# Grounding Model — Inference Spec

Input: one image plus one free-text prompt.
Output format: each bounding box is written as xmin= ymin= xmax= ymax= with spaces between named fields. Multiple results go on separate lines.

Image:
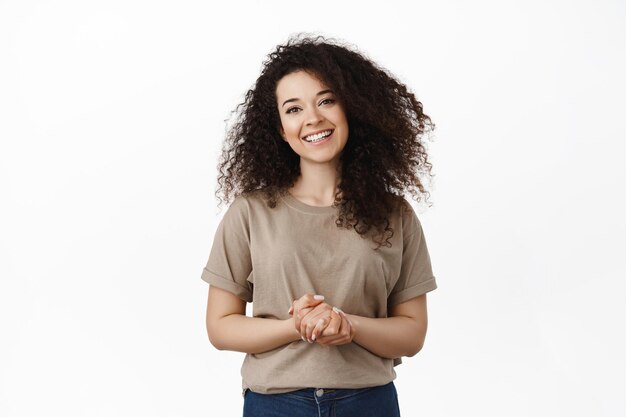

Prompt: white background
xmin=1 ymin=0 xmax=625 ymax=416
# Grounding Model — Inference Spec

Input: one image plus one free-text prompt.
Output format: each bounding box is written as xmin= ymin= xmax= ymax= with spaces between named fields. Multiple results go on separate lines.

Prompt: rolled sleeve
xmin=201 ymin=267 xmax=253 ymax=302
xmin=200 ymin=197 xmax=253 ymax=303
xmin=388 ymin=205 xmax=437 ymax=307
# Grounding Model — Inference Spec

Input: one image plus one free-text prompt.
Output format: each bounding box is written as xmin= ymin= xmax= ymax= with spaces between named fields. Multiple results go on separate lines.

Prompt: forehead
xmin=275 ymin=70 xmax=330 ymax=99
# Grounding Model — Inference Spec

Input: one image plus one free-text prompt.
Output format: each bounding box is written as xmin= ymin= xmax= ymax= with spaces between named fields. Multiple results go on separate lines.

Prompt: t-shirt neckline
xmin=281 ymin=192 xmax=338 ymax=215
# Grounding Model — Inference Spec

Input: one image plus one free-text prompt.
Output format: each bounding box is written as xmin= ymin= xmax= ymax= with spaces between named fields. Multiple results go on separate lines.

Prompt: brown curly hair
xmin=215 ymin=34 xmax=434 ymax=249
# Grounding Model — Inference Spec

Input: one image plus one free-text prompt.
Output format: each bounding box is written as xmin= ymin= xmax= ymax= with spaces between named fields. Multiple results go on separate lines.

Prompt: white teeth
xmin=304 ymin=130 xmax=332 ymax=142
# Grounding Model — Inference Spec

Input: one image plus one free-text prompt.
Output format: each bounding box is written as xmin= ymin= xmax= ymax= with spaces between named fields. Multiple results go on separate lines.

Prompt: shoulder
xmin=396 ymin=195 xmax=422 ymax=236
xmin=225 ymin=189 xmax=265 ymax=207
xmin=224 ymin=189 xmax=277 ymax=217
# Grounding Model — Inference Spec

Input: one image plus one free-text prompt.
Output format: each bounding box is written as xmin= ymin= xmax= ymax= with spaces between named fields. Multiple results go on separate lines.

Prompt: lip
xmin=301 ymin=129 xmax=334 ymax=141
xmin=303 ymin=130 xmax=333 ymax=146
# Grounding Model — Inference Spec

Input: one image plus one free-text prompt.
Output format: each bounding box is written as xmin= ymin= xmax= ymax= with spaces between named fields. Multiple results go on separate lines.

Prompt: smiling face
xmin=275 ymin=70 xmax=349 ymax=169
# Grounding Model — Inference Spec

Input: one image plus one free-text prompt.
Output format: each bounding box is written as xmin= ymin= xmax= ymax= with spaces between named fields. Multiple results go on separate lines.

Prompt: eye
xmin=319 ymin=98 xmax=335 ymax=106
xmin=286 ymin=107 xmax=301 ymax=114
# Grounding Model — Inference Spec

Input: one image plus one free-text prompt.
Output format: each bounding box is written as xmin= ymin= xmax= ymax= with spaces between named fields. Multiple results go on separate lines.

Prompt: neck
xmin=289 ymin=160 xmax=342 ymax=207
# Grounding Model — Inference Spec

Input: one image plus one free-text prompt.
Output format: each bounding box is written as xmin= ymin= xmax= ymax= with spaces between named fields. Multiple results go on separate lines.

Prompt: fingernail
xmin=312 ymin=334 xmax=316 ymax=341
xmin=332 ymin=306 xmax=343 ymax=314
xmin=301 ymin=336 xmax=306 ymax=342
xmin=308 ymin=339 xmax=313 ymax=343
xmin=314 ymin=295 xmax=324 ymax=300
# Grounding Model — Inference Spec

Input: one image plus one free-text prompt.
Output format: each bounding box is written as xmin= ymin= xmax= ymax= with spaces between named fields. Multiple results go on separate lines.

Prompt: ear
xmin=279 ymin=127 xmax=287 ymax=142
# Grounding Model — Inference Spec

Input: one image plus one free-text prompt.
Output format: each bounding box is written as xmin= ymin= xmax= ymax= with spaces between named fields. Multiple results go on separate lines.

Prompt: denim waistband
xmin=276 ymin=382 xmax=393 ymax=403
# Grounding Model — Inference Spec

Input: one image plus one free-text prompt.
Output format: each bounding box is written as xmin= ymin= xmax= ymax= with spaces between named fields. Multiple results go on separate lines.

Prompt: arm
xmin=344 ymin=294 xmax=429 ymax=359
xmin=292 ymin=294 xmax=427 ymax=357
xmin=290 ymin=294 xmax=428 ymax=359
xmin=205 ymin=285 xmax=302 ymax=354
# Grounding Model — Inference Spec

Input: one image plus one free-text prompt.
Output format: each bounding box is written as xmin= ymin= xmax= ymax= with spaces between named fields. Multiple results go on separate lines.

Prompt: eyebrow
xmin=282 ymin=89 xmax=334 ymax=107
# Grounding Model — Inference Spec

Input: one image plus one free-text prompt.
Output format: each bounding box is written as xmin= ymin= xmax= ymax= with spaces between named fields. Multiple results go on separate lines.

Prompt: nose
xmin=304 ymin=106 xmax=324 ymax=125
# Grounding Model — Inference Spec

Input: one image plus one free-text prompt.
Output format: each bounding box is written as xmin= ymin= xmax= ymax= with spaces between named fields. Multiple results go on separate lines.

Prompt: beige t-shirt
xmin=201 ymin=190 xmax=437 ymax=394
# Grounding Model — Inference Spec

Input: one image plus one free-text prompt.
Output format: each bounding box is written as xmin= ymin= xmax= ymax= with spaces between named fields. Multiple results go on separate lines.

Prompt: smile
xmin=302 ymin=129 xmax=333 ymax=143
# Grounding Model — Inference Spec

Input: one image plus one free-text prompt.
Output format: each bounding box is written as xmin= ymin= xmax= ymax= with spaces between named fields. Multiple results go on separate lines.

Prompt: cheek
xmin=330 ymin=108 xmax=348 ymax=127
xmin=281 ymin=120 xmax=301 ymax=139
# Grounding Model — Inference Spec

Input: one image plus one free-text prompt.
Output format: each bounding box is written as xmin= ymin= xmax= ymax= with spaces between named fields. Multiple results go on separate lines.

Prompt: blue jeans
xmin=243 ymin=381 xmax=401 ymax=417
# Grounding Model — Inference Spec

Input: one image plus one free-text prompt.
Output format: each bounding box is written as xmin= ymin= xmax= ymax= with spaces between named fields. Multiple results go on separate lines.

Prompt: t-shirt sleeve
xmin=388 ymin=203 xmax=437 ymax=307
xmin=200 ymin=197 xmax=253 ymax=302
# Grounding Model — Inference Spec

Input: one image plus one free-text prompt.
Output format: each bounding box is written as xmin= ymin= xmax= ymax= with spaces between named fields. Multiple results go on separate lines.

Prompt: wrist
xmin=344 ymin=313 xmax=358 ymax=336
xmin=285 ymin=317 xmax=301 ymax=341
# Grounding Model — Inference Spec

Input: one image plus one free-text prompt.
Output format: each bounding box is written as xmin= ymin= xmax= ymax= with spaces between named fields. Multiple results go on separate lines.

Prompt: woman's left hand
xmin=288 ymin=294 xmax=331 ymax=338
xmin=315 ymin=308 xmax=355 ymax=346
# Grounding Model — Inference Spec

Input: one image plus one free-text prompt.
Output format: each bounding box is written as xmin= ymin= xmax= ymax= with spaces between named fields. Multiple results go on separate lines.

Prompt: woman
xmin=202 ymin=34 xmax=437 ymax=417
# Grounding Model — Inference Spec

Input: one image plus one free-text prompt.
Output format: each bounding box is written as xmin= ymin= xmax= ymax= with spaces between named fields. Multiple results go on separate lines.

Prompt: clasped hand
xmin=288 ymin=294 xmax=355 ymax=346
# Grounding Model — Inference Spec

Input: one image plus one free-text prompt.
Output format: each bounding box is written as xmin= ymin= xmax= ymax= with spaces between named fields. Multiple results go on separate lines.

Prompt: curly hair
xmin=215 ymin=34 xmax=434 ymax=249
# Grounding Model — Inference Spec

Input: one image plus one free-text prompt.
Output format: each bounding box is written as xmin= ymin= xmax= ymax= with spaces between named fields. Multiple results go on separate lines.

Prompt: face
xmin=275 ymin=70 xmax=349 ymax=168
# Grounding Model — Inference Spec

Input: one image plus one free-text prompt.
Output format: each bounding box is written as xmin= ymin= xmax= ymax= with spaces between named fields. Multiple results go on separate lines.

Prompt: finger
xmin=334 ymin=309 xmax=353 ymax=328
xmin=296 ymin=305 xmax=316 ymax=321
xmin=305 ymin=302 xmax=332 ymax=319
xmin=302 ymin=310 xmax=328 ymax=342
xmin=320 ymin=309 xmax=341 ymax=337
xmin=318 ymin=311 xmax=346 ymax=344
xmin=317 ymin=320 xmax=352 ymax=346
xmin=295 ymin=306 xmax=314 ymax=330
xmin=299 ymin=314 xmax=312 ymax=342
xmin=304 ymin=319 xmax=319 ymax=343
xmin=294 ymin=294 xmax=325 ymax=312
xmin=301 ymin=311 xmax=322 ymax=341
xmin=311 ymin=316 xmax=330 ymax=341
xmin=338 ymin=311 xmax=355 ymax=337
xmin=298 ymin=302 xmax=332 ymax=341
xmin=294 ymin=295 xmax=325 ymax=322
xmin=317 ymin=320 xmax=345 ymax=345
xmin=296 ymin=301 xmax=330 ymax=331
xmin=318 ymin=313 xmax=352 ymax=346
